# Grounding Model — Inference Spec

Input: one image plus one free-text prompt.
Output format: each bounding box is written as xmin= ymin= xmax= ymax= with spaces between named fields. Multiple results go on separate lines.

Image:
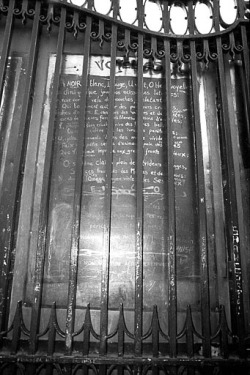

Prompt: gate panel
xmin=0 ymin=0 xmax=249 ymax=373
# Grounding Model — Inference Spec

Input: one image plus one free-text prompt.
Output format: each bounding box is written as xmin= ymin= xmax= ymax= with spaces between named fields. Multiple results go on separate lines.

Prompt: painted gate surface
xmin=0 ymin=0 xmax=249 ymax=374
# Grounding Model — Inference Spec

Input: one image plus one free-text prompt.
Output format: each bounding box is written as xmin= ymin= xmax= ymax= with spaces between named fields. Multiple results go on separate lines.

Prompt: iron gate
xmin=0 ymin=0 xmax=250 ymax=374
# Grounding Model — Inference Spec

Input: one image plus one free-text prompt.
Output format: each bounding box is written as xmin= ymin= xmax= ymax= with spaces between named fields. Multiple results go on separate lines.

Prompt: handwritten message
xmin=43 ymin=57 xmax=199 ymax=309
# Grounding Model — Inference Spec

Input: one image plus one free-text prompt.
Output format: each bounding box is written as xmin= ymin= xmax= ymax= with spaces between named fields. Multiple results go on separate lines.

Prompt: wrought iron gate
xmin=0 ymin=0 xmax=249 ymax=374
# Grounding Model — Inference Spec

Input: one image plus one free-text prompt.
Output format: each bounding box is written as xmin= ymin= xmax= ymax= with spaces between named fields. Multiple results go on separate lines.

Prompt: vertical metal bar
xmin=238 ymin=0 xmax=250 ymax=141
xmin=11 ymin=301 xmax=22 ymax=354
xmin=82 ymin=304 xmax=91 ymax=356
xmin=0 ymin=1 xmax=41 ymax=331
xmin=186 ymin=306 xmax=195 ymax=358
xmin=226 ymin=58 xmax=250 ymax=349
xmin=65 ymin=15 xmax=92 ymax=355
xmin=134 ymin=0 xmax=144 ymax=358
xmin=0 ymin=0 xmax=14 ymax=102
xmin=29 ymin=6 xmax=66 ymax=354
xmin=239 ymin=64 xmax=250 ymax=142
xmin=240 ymin=25 xmax=250 ymax=93
xmin=238 ymin=0 xmax=250 ymax=84
xmin=0 ymin=1 xmax=15 ymax=326
xmin=117 ymin=305 xmax=125 ymax=357
xmin=213 ymin=0 xmax=245 ymax=356
xmin=163 ymin=1 xmax=177 ymax=358
xmin=99 ymin=1 xmax=119 ymax=356
xmin=188 ymin=1 xmax=211 ymax=358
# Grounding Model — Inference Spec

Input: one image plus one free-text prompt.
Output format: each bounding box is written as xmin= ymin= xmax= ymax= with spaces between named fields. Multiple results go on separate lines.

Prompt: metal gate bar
xmin=239 ymin=18 xmax=250 ymax=146
xmin=0 ymin=0 xmax=41 ymax=332
xmin=0 ymin=0 xmax=15 ymax=332
xmin=134 ymin=0 xmax=144 ymax=359
xmin=99 ymin=1 xmax=119 ymax=358
xmin=65 ymin=13 xmax=92 ymax=356
xmin=162 ymin=0 xmax=177 ymax=359
xmin=188 ymin=0 xmax=211 ymax=358
xmin=238 ymin=0 xmax=250 ymax=120
xmin=29 ymin=5 xmax=67 ymax=354
xmin=0 ymin=0 xmax=14 ymax=101
xmin=213 ymin=0 xmax=246 ymax=357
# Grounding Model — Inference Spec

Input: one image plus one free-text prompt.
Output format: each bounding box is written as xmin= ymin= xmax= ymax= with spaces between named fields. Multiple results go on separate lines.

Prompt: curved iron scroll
xmin=48 ymin=0 xmax=249 ymax=38
xmin=37 ymin=0 xmax=249 ymax=67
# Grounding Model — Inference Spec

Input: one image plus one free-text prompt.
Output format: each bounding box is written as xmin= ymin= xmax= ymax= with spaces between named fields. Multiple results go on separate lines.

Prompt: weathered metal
xmin=0 ymin=0 xmax=249 ymax=374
